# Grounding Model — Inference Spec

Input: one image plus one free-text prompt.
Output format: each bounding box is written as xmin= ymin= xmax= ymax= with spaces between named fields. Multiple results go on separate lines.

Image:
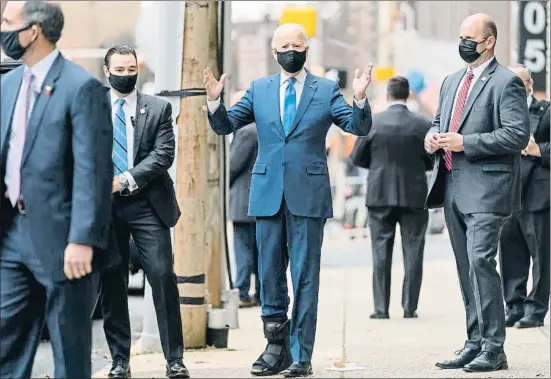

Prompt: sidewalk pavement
xmin=93 ymin=258 xmax=550 ymax=378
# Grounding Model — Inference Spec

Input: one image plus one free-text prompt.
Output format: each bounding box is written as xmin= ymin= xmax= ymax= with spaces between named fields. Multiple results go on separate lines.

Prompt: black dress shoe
xmin=108 ymin=360 xmax=131 ymax=379
xmin=505 ymin=312 xmax=523 ymax=327
xmin=166 ymin=359 xmax=190 ymax=378
xmin=515 ymin=317 xmax=544 ymax=329
xmin=282 ymin=362 xmax=313 ymax=377
xmin=369 ymin=312 xmax=389 ymax=319
xmin=463 ymin=351 xmax=508 ymax=372
xmin=404 ymin=311 xmax=418 ymax=319
xmin=435 ymin=347 xmax=480 ymax=369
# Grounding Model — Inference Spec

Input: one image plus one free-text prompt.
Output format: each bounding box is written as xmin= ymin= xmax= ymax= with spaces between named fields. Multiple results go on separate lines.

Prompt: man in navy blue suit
xmin=0 ymin=1 xmax=114 ymax=378
xmin=204 ymin=23 xmax=374 ymax=377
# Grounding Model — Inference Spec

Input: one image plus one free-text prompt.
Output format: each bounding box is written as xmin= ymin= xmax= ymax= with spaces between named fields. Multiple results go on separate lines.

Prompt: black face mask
xmin=276 ymin=49 xmax=307 ymax=74
xmin=109 ymin=73 xmax=138 ymax=94
xmin=458 ymin=38 xmax=487 ymax=64
xmin=0 ymin=24 xmax=36 ymax=61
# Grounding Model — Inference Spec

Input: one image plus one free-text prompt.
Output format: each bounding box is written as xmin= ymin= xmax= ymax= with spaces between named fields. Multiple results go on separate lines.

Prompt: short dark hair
xmin=104 ymin=45 xmax=137 ymax=68
xmin=22 ymin=1 xmax=64 ymax=44
xmin=483 ymin=19 xmax=498 ymax=40
xmin=387 ymin=76 xmax=409 ymax=101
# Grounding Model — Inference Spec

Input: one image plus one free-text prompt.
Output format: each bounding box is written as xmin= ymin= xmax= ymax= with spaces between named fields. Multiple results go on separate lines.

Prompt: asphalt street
xmin=30 ymin=225 xmax=450 ymax=378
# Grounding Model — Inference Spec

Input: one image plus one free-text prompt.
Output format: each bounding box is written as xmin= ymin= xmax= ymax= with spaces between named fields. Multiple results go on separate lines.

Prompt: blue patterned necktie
xmin=283 ymin=77 xmax=297 ymax=135
xmin=113 ymin=98 xmax=128 ymax=175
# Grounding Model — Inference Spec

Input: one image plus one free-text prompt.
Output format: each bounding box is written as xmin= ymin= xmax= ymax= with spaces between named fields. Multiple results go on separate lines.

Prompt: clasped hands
xmin=425 ymin=132 xmax=464 ymax=154
xmin=521 ymin=135 xmax=541 ymax=157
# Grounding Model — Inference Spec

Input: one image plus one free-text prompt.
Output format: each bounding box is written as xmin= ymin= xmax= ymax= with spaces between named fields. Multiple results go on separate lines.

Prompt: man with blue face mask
xmin=204 ymin=23 xmax=374 ymax=377
xmin=424 ymin=13 xmax=530 ymax=373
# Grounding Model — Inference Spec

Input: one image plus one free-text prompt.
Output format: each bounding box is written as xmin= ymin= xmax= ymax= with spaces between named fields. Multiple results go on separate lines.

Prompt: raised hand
xmin=203 ymin=67 xmax=227 ymax=101
xmin=352 ymin=63 xmax=374 ymax=101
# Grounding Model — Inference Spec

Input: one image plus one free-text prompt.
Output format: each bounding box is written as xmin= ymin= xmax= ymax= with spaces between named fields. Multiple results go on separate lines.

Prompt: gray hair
xmin=508 ymin=63 xmax=532 ymax=78
xmin=271 ymin=23 xmax=309 ymax=49
xmin=22 ymin=1 xmax=64 ymax=45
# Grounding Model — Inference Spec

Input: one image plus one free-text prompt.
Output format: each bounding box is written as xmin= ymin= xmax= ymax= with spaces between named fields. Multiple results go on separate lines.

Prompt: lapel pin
xmin=44 ymin=85 xmax=54 ymax=96
xmin=309 ymin=84 xmax=315 ymax=88
xmin=481 ymin=76 xmax=487 ymax=82
xmin=140 ymin=108 xmax=146 ymax=114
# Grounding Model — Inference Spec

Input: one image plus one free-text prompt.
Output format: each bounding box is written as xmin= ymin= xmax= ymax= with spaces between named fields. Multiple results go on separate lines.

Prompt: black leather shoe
xmin=369 ymin=312 xmax=389 ymax=319
xmin=404 ymin=311 xmax=418 ymax=319
xmin=505 ymin=312 xmax=523 ymax=327
xmin=108 ymin=360 xmax=131 ymax=378
xmin=515 ymin=317 xmax=544 ymax=329
xmin=463 ymin=351 xmax=508 ymax=372
xmin=251 ymin=317 xmax=293 ymax=376
xmin=166 ymin=359 xmax=190 ymax=378
xmin=282 ymin=362 xmax=313 ymax=377
xmin=435 ymin=347 xmax=480 ymax=369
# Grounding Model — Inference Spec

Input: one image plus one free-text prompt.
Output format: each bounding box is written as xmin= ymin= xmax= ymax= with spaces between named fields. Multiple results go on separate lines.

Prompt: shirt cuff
xmin=122 ymin=171 xmax=139 ymax=193
xmin=353 ymin=96 xmax=366 ymax=109
xmin=207 ymin=97 xmax=221 ymax=113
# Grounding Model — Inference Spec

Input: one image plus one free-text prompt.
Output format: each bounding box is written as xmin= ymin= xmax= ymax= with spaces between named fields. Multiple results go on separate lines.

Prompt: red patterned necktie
xmin=444 ymin=70 xmax=474 ymax=171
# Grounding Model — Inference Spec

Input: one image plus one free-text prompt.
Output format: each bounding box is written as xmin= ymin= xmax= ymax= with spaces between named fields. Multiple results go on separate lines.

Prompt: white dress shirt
xmin=527 ymin=95 xmax=533 ymax=108
xmin=207 ymin=68 xmax=366 ymax=118
xmin=4 ymin=49 xmax=60 ymax=201
xmin=451 ymin=57 xmax=495 ymax=117
xmin=110 ymin=89 xmax=139 ymax=192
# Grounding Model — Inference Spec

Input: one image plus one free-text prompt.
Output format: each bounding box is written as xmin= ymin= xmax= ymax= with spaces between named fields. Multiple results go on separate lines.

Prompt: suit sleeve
xmin=330 ymin=83 xmax=372 ymax=136
xmin=128 ymin=101 xmax=175 ymax=188
xmin=349 ymin=134 xmax=371 ymax=169
xmin=420 ymin=117 xmax=435 ymax=170
xmin=208 ymin=85 xmax=255 ymax=135
xmin=68 ymin=78 xmax=113 ymax=249
xmin=462 ymin=75 xmax=530 ymax=157
xmin=537 ymin=106 xmax=550 ymax=168
xmin=429 ymin=77 xmax=448 ymax=135
xmin=229 ymin=127 xmax=257 ymax=186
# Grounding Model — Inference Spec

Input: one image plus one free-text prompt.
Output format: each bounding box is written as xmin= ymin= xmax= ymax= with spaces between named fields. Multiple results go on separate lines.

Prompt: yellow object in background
xmin=374 ymin=67 xmax=395 ymax=82
xmin=280 ymin=7 xmax=317 ymax=38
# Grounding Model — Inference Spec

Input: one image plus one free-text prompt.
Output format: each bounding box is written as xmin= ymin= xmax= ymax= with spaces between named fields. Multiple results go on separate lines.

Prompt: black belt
xmin=15 ymin=198 xmax=26 ymax=214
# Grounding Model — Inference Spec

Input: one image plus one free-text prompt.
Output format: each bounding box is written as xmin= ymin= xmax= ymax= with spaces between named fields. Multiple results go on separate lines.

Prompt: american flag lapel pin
xmin=44 ymin=85 xmax=54 ymax=96
xmin=140 ymin=107 xmax=146 ymax=114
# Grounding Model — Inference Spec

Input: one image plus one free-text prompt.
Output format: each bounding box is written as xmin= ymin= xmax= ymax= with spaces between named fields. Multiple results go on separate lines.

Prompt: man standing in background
xmin=0 ymin=1 xmax=114 ymax=378
xmin=499 ymin=64 xmax=550 ymax=329
xmin=229 ymin=119 xmax=261 ymax=308
xmin=351 ymin=76 xmax=433 ymax=320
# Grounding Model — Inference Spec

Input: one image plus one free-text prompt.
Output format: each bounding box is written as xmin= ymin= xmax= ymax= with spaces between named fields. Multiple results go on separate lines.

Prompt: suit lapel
xmin=133 ymin=92 xmax=148 ymax=161
xmin=1 ymin=69 xmax=23 ymax=155
xmin=268 ymin=74 xmax=285 ymax=139
xmin=456 ymin=59 xmax=498 ymax=133
xmin=22 ymin=54 xmax=64 ymax=167
xmin=442 ymin=70 xmax=465 ymax=133
xmin=288 ymin=74 xmax=318 ymax=137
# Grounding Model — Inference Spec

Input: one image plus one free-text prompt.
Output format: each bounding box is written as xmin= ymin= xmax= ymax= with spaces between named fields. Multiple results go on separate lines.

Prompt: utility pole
xmin=174 ymin=0 xmax=211 ymax=348
xmin=205 ymin=1 xmax=223 ymax=309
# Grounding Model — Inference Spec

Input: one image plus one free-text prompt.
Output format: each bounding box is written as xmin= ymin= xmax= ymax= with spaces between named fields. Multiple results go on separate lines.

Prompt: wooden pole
xmin=205 ymin=1 xmax=222 ymax=309
xmin=174 ymin=0 xmax=210 ymax=349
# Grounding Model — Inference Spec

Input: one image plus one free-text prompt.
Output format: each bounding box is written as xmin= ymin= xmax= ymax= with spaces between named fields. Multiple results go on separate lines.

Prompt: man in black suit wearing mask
xmin=99 ymin=45 xmax=189 ymax=379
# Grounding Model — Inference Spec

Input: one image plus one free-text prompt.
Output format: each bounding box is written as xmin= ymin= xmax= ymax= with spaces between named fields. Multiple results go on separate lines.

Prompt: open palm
xmin=203 ymin=67 xmax=227 ymax=101
xmin=352 ymin=63 xmax=374 ymax=100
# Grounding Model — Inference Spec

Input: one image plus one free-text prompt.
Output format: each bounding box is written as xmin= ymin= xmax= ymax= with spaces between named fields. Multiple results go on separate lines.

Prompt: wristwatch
xmin=118 ymin=174 xmax=129 ymax=188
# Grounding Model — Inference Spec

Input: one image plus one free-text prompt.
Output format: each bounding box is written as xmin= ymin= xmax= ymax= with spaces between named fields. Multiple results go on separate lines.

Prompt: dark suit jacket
xmin=229 ymin=123 xmax=258 ymax=223
xmin=350 ymin=104 xmax=433 ymax=208
xmin=208 ymin=72 xmax=372 ymax=219
xmin=521 ymin=97 xmax=550 ymax=212
xmin=425 ymin=58 xmax=530 ymax=215
xmin=0 ymin=54 xmax=115 ymax=282
xmin=113 ymin=89 xmax=181 ymax=228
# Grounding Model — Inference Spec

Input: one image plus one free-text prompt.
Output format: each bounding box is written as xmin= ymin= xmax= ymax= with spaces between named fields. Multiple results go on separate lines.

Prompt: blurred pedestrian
xmin=0 ymin=1 xmax=114 ymax=378
xmin=424 ymin=13 xmax=529 ymax=372
xmin=350 ymin=76 xmax=433 ymax=320
xmin=229 ymin=121 xmax=261 ymax=308
xmin=499 ymin=64 xmax=550 ymax=329
xmin=98 ymin=45 xmax=189 ymax=379
xmin=204 ymin=23 xmax=374 ymax=378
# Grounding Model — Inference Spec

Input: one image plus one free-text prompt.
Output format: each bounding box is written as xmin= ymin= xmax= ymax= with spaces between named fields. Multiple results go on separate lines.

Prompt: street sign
xmin=518 ymin=1 xmax=548 ymax=93
xmin=280 ymin=7 xmax=317 ymax=38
